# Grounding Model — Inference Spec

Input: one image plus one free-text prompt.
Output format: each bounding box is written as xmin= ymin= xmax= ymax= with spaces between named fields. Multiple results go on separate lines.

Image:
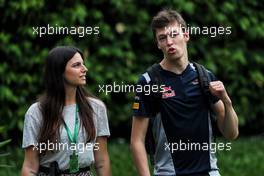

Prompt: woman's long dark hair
xmin=38 ymin=46 xmax=95 ymax=150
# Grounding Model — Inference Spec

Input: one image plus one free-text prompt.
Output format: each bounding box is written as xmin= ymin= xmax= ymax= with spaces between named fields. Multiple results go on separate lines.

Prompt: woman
xmin=21 ymin=46 xmax=111 ymax=176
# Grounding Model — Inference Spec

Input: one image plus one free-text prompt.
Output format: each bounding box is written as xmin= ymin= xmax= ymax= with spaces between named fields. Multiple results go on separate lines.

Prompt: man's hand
xmin=210 ymin=81 xmax=239 ymax=140
xmin=209 ymin=81 xmax=231 ymax=104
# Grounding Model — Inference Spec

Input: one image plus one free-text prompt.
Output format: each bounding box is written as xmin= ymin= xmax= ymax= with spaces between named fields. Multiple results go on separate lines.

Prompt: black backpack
xmin=145 ymin=62 xmax=217 ymax=164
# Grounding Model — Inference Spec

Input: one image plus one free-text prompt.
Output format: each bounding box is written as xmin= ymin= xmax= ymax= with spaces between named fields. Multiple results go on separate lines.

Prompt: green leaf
xmin=0 ymin=139 xmax=11 ymax=148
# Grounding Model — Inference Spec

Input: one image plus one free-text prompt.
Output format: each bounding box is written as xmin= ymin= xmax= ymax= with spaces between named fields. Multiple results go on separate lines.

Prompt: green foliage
xmin=0 ymin=126 xmax=12 ymax=169
xmin=0 ymin=139 xmax=11 ymax=148
xmin=107 ymin=140 xmax=137 ymax=176
xmin=0 ymin=139 xmax=13 ymax=170
xmin=218 ymin=136 xmax=264 ymax=175
xmin=0 ymin=0 xmax=263 ymax=141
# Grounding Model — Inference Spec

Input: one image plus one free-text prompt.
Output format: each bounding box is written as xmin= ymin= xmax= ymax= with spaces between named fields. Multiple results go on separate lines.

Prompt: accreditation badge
xmin=69 ymin=150 xmax=79 ymax=173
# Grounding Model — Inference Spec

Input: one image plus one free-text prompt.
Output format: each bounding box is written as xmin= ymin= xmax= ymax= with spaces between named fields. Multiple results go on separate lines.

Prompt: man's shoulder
xmin=190 ymin=62 xmax=217 ymax=79
xmin=136 ymin=72 xmax=151 ymax=85
xmin=137 ymin=64 xmax=162 ymax=84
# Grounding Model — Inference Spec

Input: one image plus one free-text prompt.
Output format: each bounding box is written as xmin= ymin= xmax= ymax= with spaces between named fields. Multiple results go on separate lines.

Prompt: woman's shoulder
xmin=24 ymin=102 xmax=42 ymax=123
xmin=88 ymin=97 xmax=106 ymax=110
xmin=25 ymin=102 xmax=42 ymax=116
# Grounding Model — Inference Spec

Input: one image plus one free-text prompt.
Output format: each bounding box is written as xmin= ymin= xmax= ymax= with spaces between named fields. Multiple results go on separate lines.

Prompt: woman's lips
xmin=80 ymin=75 xmax=86 ymax=80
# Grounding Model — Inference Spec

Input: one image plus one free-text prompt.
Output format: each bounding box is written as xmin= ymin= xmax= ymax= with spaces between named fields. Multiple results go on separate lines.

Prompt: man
xmin=130 ymin=9 xmax=239 ymax=176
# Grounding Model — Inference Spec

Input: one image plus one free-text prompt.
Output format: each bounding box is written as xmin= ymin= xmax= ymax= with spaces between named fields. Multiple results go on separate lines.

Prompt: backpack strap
xmin=192 ymin=62 xmax=219 ymax=137
xmin=146 ymin=63 xmax=163 ymax=99
xmin=146 ymin=63 xmax=161 ymax=80
xmin=144 ymin=63 xmax=163 ymax=164
xmin=192 ymin=62 xmax=211 ymax=98
xmin=146 ymin=63 xmax=163 ymax=113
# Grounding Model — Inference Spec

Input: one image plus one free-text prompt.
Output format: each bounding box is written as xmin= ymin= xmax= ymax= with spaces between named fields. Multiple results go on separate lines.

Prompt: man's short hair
xmin=151 ymin=8 xmax=187 ymax=39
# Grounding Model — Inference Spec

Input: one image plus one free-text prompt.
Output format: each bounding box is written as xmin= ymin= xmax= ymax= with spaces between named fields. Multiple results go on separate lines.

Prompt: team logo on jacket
xmin=162 ymin=86 xmax=176 ymax=99
xmin=191 ymin=78 xmax=199 ymax=85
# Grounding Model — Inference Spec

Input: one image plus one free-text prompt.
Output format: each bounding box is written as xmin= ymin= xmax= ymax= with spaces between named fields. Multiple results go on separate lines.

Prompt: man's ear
xmin=157 ymin=44 xmax=161 ymax=49
xmin=183 ymin=32 xmax=190 ymax=42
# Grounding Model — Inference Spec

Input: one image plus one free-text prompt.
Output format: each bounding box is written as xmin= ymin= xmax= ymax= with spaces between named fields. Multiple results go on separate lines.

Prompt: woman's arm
xmin=94 ymin=136 xmax=111 ymax=176
xmin=21 ymin=146 xmax=39 ymax=176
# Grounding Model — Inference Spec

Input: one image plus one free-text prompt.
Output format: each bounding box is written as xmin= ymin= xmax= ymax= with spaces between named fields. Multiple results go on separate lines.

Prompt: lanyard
xmin=63 ymin=105 xmax=79 ymax=144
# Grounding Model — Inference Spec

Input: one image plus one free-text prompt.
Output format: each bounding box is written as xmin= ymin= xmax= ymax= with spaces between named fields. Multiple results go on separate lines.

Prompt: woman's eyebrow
xmin=71 ymin=61 xmax=83 ymax=66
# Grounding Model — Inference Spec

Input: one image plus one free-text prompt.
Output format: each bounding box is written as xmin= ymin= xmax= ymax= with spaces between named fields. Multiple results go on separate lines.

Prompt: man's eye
xmin=170 ymin=31 xmax=179 ymax=38
xmin=159 ymin=36 xmax=166 ymax=41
